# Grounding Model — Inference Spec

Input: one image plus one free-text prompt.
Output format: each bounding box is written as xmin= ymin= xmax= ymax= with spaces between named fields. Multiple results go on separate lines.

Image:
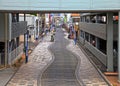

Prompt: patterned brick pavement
xmin=6 ymin=29 xmax=109 ymax=86
xmin=7 ymin=34 xmax=53 ymax=86
xmin=64 ymin=30 xmax=109 ymax=86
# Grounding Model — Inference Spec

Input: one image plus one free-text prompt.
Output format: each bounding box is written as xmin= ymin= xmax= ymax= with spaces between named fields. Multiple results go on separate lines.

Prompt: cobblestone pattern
xmin=7 ymin=34 xmax=53 ymax=86
xmin=64 ymin=30 xmax=108 ymax=86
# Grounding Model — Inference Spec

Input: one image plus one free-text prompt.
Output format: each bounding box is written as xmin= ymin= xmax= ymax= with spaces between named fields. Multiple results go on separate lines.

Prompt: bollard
xmin=51 ymin=35 xmax=54 ymax=42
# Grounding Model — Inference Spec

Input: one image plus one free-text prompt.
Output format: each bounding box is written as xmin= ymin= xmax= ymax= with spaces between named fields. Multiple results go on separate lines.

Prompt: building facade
xmin=0 ymin=13 xmax=27 ymax=66
xmin=79 ymin=13 xmax=118 ymax=72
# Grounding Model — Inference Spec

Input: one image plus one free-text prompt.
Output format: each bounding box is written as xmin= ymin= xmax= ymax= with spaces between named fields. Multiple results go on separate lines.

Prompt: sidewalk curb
xmin=5 ymin=66 xmax=20 ymax=86
xmin=65 ymin=35 xmax=84 ymax=86
xmin=37 ymin=41 xmax=55 ymax=86
xmin=77 ymin=42 xmax=112 ymax=86
xmin=67 ymin=48 xmax=85 ymax=86
xmin=74 ymin=51 xmax=85 ymax=86
xmin=5 ymin=37 xmax=42 ymax=86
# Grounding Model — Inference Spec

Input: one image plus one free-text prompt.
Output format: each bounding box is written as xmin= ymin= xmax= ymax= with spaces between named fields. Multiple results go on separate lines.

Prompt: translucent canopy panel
xmin=0 ymin=0 xmax=120 ymax=12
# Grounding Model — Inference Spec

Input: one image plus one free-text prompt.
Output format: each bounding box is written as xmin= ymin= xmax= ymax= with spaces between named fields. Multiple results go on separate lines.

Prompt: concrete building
xmin=0 ymin=13 xmax=27 ymax=66
xmin=71 ymin=13 xmax=80 ymax=24
xmin=79 ymin=13 xmax=118 ymax=72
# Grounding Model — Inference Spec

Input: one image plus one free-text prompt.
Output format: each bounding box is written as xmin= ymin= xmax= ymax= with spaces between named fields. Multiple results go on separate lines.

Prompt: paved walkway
xmin=65 ymin=33 xmax=108 ymax=86
xmin=7 ymin=33 xmax=53 ymax=86
xmin=6 ymin=28 xmax=109 ymax=86
xmin=61 ymin=28 xmax=108 ymax=86
xmin=0 ymin=68 xmax=16 ymax=86
xmin=41 ymin=28 xmax=80 ymax=86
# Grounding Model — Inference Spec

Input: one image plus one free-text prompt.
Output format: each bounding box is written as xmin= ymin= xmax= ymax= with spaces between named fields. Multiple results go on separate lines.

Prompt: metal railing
xmin=8 ymin=44 xmax=24 ymax=64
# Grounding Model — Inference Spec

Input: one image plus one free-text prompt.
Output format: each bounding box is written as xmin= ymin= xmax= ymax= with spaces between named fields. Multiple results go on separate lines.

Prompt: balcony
xmin=80 ymin=22 xmax=106 ymax=40
xmin=80 ymin=22 xmax=118 ymax=40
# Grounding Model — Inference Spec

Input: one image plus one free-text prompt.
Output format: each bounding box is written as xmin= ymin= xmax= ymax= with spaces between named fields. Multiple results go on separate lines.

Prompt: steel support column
xmin=5 ymin=13 xmax=8 ymax=66
xmin=118 ymin=11 xmax=120 ymax=82
xmin=107 ymin=13 xmax=113 ymax=72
